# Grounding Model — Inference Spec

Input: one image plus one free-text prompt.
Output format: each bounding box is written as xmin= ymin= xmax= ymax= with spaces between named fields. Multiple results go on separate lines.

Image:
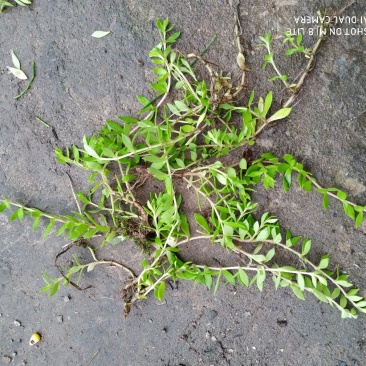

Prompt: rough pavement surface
xmin=0 ymin=0 xmax=366 ymax=365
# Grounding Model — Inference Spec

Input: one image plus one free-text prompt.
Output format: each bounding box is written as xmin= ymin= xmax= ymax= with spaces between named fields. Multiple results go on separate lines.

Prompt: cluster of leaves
xmin=0 ymin=0 xmax=31 ymax=12
xmin=244 ymin=153 xmax=366 ymax=228
xmin=1 ymin=17 xmax=365 ymax=319
xmin=283 ymin=31 xmax=310 ymax=56
xmin=257 ymin=33 xmax=293 ymax=87
xmin=6 ymin=50 xmax=36 ymax=99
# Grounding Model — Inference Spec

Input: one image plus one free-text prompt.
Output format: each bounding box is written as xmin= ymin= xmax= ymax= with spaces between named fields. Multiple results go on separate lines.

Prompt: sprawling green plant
xmin=2 ymin=17 xmax=365 ymax=319
xmin=0 ymin=0 xmax=31 ymax=13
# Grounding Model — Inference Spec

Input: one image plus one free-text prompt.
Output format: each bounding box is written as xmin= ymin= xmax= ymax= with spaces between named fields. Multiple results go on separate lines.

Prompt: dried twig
xmin=66 ymin=172 xmax=82 ymax=214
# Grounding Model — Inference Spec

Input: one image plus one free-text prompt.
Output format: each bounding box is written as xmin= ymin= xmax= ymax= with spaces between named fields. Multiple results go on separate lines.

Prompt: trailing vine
xmin=2 ymin=14 xmax=365 ymax=319
xmin=0 ymin=0 xmax=31 ymax=13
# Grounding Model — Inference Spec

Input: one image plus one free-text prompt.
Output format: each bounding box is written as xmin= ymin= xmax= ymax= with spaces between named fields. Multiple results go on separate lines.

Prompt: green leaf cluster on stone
xmin=1 ymin=17 xmax=365 ymax=319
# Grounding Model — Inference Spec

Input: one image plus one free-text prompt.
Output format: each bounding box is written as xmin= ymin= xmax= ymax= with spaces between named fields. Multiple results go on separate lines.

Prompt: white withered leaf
xmin=91 ymin=30 xmax=111 ymax=38
xmin=7 ymin=67 xmax=28 ymax=80
xmin=236 ymin=52 xmax=246 ymax=70
xmin=10 ymin=50 xmax=21 ymax=69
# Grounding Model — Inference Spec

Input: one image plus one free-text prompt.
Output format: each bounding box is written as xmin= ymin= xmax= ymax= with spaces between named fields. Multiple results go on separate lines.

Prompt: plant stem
xmin=14 ymin=61 xmax=36 ymax=99
xmin=282 ymin=17 xmax=326 ymax=109
xmin=183 ymin=176 xmax=226 ymax=235
xmin=35 ymin=117 xmax=51 ymax=128
xmin=175 ymin=231 xmax=361 ymax=312
xmin=66 ymin=173 xmax=82 ymax=215
xmin=249 ymin=239 xmax=361 ymax=311
xmin=99 ymin=127 xmax=206 ymax=162
xmin=307 ymin=175 xmax=366 ymax=213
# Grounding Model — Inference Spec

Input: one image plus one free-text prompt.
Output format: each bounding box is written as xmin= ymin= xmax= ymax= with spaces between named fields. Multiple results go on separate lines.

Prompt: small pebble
xmin=13 ymin=320 xmax=21 ymax=327
xmin=227 ymin=348 xmax=234 ymax=353
xmin=206 ymin=309 xmax=218 ymax=320
xmin=148 ymin=319 xmax=153 ymax=324
xmin=56 ymin=315 xmax=63 ymax=323
xmin=1 ymin=356 xmax=12 ymax=364
xmin=11 ymin=352 xmax=17 ymax=357
xmin=244 ymin=311 xmax=251 ymax=317
xmin=63 ymin=295 xmax=71 ymax=302
xmin=252 ymin=346 xmax=256 ymax=350
xmin=211 ymin=336 xmax=217 ymax=342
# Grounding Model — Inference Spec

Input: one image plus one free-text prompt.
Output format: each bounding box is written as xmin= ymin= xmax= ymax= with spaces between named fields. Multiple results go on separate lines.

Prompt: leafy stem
xmin=282 ymin=11 xmax=328 ymax=108
xmin=2 ymin=14 xmax=364 ymax=319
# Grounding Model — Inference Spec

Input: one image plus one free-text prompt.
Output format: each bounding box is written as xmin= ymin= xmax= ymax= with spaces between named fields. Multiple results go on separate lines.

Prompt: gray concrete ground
xmin=1 ymin=0 xmax=366 ymax=365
